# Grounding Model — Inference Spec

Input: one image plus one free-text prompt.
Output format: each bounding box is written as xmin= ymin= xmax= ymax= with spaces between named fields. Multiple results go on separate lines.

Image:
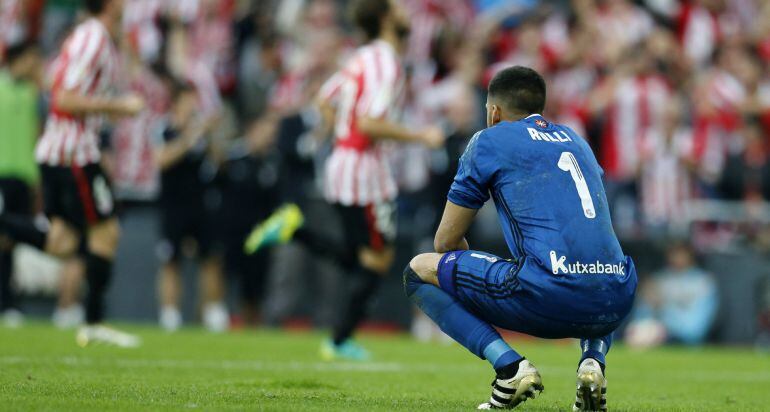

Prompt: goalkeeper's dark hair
xmin=349 ymin=0 xmax=390 ymax=41
xmin=85 ymin=0 xmax=109 ymax=14
xmin=488 ymin=66 xmax=547 ymax=115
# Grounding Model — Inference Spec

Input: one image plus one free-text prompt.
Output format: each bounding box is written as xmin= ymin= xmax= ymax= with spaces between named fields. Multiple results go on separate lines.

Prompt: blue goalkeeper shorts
xmin=436 ymin=250 xmax=631 ymax=339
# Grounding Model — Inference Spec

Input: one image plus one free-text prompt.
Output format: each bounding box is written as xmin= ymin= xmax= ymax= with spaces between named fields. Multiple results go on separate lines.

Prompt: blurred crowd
xmin=2 ymin=0 xmax=770 ymax=344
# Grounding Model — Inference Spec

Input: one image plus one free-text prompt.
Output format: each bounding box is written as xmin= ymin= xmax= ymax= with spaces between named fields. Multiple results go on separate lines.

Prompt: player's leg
xmin=580 ymin=335 xmax=611 ymax=370
xmin=197 ymin=205 xmax=229 ymax=333
xmin=243 ymin=202 xmax=356 ymax=267
xmin=0 ymin=168 xmax=74 ymax=255
xmin=232 ymin=247 xmax=266 ymax=326
xmin=574 ymin=335 xmax=610 ymax=412
xmin=324 ymin=248 xmax=391 ymax=357
xmin=0 ymin=178 xmax=30 ymax=326
xmin=199 ymin=255 xmax=229 ymax=332
xmin=52 ymin=257 xmax=85 ymax=329
xmin=573 ymin=261 xmax=635 ymax=411
xmin=156 ymin=205 xmax=187 ymax=331
xmin=333 ymin=245 xmax=394 ymax=338
xmin=157 ymin=260 xmax=182 ymax=331
xmin=40 ymin=167 xmax=86 ymax=327
xmin=321 ymin=253 xmax=388 ymax=360
xmin=83 ymin=218 xmax=119 ymax=323
xmin=0 ymin=212 xmax=48 ymax=252
xmin=406 ymin=251 xmax=543 ymax=409
xmin=243 ymin=203 xmax=304 ymax=254
xmin=73 ymin=164 xmax=138 ymax=348
xmin=77 ymin=216 xmax=139 ymax=347
xmin=0 ymin=238 xmax=17 ymax=322
xmin=321 ymin=203 xmax=394 ymax=361
xmin=406 ymin=253 xmax=523 ymax=371
xmin=45 ymin=218 xmax=81 ymax=257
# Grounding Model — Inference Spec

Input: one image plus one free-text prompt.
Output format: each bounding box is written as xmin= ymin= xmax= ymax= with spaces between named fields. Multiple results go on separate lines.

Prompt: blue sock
xmin=404 ymin=265 xmax=522 ymax=370
xmin=580 ymin=334 xmax=612 ymax=371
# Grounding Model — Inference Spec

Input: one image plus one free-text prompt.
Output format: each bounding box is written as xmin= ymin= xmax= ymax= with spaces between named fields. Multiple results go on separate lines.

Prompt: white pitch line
xmin=0 ymin=356 xmax=445 ymax=373
xmin=5 ymin=356 xmax=767 ymax=382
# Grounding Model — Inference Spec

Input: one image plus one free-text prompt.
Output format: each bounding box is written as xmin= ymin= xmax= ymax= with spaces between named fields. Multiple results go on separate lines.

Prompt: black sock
xmin=84 ymin=253 xmax=113 ymax=324
xmin=495 ymin=357 xmax=525 ymax=379
xmin=0 ymin=249 xmax=16 ymax=311
xmin=332 ymin=267 xmax=381 ymax=345
xmin=0 ymin=213 xmax=46 ymax=250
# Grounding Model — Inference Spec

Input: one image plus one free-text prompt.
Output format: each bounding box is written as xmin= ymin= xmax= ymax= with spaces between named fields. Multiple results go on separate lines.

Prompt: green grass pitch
xmin=1 ymin=323 xmax=769 ymax=411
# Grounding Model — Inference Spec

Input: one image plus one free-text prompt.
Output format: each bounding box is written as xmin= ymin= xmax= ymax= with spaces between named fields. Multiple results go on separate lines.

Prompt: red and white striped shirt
xmin=677 ymin=3 xmax=720 ymax=68
xmin=600 ymin=75 xmax=671 ymax=181
xmin=0 ymin=0 xmax=27 ymax=57
xmin=111 ymin=63 xmax=169 ymax=200
xmin=36 ymin=18 xmax=118 ymax=167
xmin=639 ymin=128 xmax=693 ymax=226
xmin=123 ymin=0 xmax=162 ymax=63
xmin=690 ymin=69 xmax=745 ymax=181
xmin=320 ymin=40 xmax=405 ymax=206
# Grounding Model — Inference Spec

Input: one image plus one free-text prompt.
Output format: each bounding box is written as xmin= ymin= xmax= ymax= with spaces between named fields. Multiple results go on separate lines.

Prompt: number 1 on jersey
xmin=557 ymin=152 xmax=596 ymax=219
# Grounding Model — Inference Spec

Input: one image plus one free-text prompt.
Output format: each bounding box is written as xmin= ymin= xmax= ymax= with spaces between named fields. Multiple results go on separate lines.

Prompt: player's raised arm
xmin=434 ymin=201 xmax=476 ymax=253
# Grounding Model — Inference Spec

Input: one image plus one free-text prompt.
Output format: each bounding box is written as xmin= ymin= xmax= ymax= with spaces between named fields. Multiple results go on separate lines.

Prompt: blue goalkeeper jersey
xmin=448 ymin=114 xmax=636 ymax=320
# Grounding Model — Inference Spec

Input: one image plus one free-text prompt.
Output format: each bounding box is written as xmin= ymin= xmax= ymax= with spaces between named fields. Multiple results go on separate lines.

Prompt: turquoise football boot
xmin=244 ymin=203 xmax=304 ymax=254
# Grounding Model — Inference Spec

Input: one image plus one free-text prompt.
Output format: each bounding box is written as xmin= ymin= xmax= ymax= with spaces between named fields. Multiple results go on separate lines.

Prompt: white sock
xmin=52 ymin=305 xmax=84 ymax=329
xmin=203 ymin=302 xmax=229 ymax=333
xmin=3 ymin=309 xmax=24 ymax=328
xmin=160 ymin=305 xmax=182 ymax=331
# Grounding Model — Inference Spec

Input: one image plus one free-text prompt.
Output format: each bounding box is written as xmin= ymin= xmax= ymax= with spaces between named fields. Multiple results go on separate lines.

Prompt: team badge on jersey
xmin=535 ymin=119 xmax=548 ymax=128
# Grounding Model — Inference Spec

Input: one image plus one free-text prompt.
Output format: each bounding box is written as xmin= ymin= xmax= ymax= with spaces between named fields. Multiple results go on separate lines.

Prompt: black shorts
xmin=335 ymin=201 xmax=396 ymax=252
xmin=0 ymin=178 xmax=32 ymax=216
xmin=157 ymin=196 xmax=220 ymax=263
xmin=40 ymin=164 xmax=116 ymax=231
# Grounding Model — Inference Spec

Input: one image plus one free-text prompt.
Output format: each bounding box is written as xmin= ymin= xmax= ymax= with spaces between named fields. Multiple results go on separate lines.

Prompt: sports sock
xmin=404 ymin=265 xmax=522 ymax=369
xmin=332 ymin=266 xmax=380 ymax=345
xmin=84 ymin=253 xmax=113 ymax=324
xmin=580 ymin=334 xmax=611 ymax=373
xmin=494 ymin=357 xmax=524 ymax=379
xmin=0 ymin=213 xmax=46 ymax=250
xmin=0 ymin=249 xmax=15 ymax=310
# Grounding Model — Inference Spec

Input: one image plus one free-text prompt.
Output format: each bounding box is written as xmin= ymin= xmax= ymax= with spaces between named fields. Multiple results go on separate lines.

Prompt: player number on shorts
xmin=557 ymin=152 xmax=596 ymax=219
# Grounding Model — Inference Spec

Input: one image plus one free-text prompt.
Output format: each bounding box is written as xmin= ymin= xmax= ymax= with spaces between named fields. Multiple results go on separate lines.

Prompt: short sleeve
xmin=357 ymin=51 xmax=400 ymax=119
xmin=447 ymin=131 xmax=495 ymax=209
xmin=362 ymin=76 xmax=396 ymax=119
xmin=61 ymin=26 xmax=108 ymax=92
xmin=318 ymin=71 xmax=346 ymax=104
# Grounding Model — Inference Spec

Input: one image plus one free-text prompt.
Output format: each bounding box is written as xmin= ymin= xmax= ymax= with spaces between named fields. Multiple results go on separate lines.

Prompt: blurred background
xmin=2 ymin=0 xmax=770 ymax=349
